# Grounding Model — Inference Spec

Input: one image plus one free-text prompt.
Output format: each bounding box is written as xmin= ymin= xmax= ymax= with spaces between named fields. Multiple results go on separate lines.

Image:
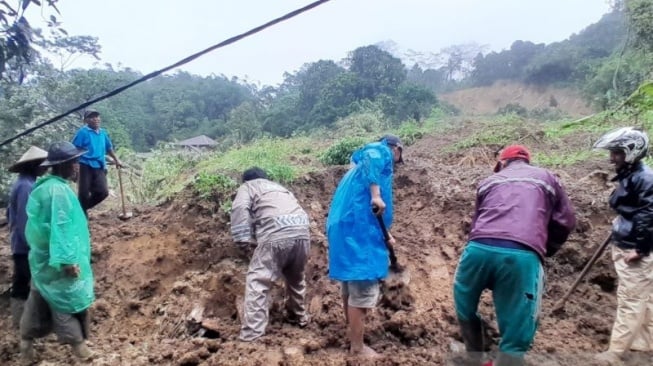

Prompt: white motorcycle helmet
xmin=593 ymin=127 xmax=649 ymax=164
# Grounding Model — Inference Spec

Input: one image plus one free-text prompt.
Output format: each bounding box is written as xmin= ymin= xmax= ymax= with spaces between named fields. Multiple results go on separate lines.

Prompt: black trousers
xmin=11 ymin=254 xmax=30 ymax=300
xmin=78 ymin=164 xmax=109 ymax=212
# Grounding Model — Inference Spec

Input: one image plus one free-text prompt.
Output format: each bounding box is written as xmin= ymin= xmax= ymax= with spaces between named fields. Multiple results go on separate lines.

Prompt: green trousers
xmin=453 ymin=241 xmax=543 ymax=358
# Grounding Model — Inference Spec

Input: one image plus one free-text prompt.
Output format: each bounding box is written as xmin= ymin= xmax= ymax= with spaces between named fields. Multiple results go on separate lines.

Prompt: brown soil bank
xmin=440 ymin=80 xmax=595 ymax=117
xmin=0 ymin=131 xmax=643 ymax=365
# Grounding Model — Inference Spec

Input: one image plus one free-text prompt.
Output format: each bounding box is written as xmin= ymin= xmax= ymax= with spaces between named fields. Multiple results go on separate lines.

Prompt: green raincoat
xmin=25 ymin=174 xmax=94 ymax=314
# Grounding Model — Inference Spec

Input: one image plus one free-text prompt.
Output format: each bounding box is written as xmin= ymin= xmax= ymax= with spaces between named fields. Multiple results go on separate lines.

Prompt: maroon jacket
xmin=469 ymin=161 xmax=576 ymax=258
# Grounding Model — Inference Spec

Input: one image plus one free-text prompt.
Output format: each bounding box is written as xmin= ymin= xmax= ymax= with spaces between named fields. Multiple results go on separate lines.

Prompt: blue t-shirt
xmin=72 ymin=125 xmax=114 ymax=169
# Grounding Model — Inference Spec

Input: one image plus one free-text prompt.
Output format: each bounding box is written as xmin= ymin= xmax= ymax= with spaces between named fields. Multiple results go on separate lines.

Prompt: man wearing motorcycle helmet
xmin=593 ymin=126 xmax=653 ymax=361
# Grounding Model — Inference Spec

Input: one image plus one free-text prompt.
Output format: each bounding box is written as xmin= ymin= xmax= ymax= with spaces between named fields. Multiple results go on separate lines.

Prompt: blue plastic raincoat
xmin=327 ymin=140 xmax=394 ymax=281
xmin=25 ymin=175 xmax=95 ymax=314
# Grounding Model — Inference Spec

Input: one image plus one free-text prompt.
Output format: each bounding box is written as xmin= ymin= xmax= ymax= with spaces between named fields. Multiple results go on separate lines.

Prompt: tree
xmin=295 ymin=60 xmax=345 ymax=115
xmin=309 ymin=72 xmax=361 ymax=128
xmin=438 ymin=43 xmax=487 ymax=82
xmin=382 ymin=83 xmax=437 ymax=124
xmin=224 ymin=101 xmax=261 ymax=143
xmin=0 ymin=0 xmax=66 ymax=80
xmin=348 ymin=45 xmax=407 ymax=99
xmin=627 ymin=0 xmax=653 ymax=53
xmin=261 ymin=92 xmax=301 ymax=137
xmin=407 ymin=64 xmax=448 ymax=92
xmin=40 ymin=35 xmax=101 ymax=71
xmin=471 ymin=41 xmax=545 ymax=86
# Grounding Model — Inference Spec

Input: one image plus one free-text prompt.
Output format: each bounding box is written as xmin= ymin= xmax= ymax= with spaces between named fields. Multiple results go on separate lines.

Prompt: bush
xmin=497 ymin=103 xmax=528 ymax=117
xmin=395 ymin=120 xmax=424 ymax=146
xmin=320 ymin=137 xmax=366 ymax=165
xmin=193 ymin=172 xmax=237 ymax=199
xmin=137 ymin=149 xmax=203 ymax=202
xmin=529 ymin=107 xmax=564 ymax=121
xmin=333 ymin=110 xmax=385 ymax=137
xmin=265 ymin=165 xmax=295 ymax=183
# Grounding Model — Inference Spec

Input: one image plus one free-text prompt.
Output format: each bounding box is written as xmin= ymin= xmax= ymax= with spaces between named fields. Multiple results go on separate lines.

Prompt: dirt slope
xmin=440 ymin=80 xmax=596 ymax=117
xmin=0 ymin=123 xmax=645 ymax=365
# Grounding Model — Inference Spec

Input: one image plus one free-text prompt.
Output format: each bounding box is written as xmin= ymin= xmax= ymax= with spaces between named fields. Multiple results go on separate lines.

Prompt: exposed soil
xmin=0 ymin=123 xmax=648 ymax=365
xmin=440 ymin=80 xmax=596 ymax=117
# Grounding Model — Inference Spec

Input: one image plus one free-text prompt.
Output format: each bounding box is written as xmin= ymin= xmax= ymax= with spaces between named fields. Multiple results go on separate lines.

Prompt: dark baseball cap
xmin=379 ymin=134 xmax=404 ymax=163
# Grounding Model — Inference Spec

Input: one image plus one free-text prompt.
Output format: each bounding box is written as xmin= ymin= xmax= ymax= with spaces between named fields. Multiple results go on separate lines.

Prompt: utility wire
xmin=0 ymin=0 xmax=332 ymax=148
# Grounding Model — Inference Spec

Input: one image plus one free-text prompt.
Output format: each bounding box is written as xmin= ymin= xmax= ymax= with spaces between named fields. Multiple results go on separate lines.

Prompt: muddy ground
xmin=0 ymin=124 xmax=648 ymax=365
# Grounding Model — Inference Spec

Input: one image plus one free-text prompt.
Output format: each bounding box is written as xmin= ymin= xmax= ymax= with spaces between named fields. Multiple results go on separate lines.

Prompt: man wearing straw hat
xmin=6 ymin=146 xmax=48 ymax=329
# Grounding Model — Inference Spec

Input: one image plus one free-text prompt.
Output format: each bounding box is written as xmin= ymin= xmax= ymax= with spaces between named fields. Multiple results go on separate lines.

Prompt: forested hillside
xmin=1 ymin=1 xmax=653 ymax=196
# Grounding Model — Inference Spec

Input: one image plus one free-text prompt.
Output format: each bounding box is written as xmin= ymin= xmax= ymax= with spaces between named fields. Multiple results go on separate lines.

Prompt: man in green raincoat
xmin=20 ymin=141 xmax=95 ymax=362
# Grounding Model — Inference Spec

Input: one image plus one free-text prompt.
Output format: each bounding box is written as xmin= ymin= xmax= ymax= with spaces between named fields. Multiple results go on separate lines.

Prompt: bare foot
xmin=350 ymin=345 xmax=382 ymax=359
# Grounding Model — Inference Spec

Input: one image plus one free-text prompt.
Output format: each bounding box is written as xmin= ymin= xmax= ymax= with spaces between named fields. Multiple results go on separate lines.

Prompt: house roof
xmin=175 ymin=135 xmax=218 ymax=147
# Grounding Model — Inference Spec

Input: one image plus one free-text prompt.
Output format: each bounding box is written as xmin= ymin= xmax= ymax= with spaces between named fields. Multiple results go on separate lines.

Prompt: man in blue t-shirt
xmin=71 ymin=109 xmax=122 ymax=214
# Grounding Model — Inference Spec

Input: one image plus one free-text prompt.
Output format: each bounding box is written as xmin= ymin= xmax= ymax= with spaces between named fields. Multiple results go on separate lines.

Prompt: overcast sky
xmin=46 ymin=0 xmax=611 ymax=86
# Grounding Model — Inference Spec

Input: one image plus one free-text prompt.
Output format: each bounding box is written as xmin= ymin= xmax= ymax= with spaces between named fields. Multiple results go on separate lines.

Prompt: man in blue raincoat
xmin=327 ymin=134 xmax=404 ymax=358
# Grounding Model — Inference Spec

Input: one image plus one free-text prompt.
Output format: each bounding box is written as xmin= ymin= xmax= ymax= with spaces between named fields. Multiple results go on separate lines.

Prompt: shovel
xmin=372 ymin=206 xmax=410 ymax=284
xmin=551 ymin=234 xmax=612 ymax=314
xmin=117 ymin=166 xmax=133 ymax=221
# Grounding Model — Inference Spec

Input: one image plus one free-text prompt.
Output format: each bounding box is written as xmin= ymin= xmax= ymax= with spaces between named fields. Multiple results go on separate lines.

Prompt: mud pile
xmin=0 ymin=128 xmax=638 ymax=365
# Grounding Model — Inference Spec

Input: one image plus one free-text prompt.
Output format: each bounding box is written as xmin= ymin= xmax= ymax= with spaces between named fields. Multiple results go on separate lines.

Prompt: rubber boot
xmin=19 ymin=339 xmax=35 ymax=362
xmin=286 ymin=311 xmax=310 ymax=328
xmin=72 ymin=342 xmax=94 ymax=361
xmin=458 ymin=318 xmax=484 ymax=365
xmin=10 ymin=298 xmax=26 ymax=330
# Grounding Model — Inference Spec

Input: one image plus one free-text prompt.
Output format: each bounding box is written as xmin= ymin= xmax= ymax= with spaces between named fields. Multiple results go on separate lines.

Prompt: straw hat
xmin=8 ymin=146 xmax=48 ymax=173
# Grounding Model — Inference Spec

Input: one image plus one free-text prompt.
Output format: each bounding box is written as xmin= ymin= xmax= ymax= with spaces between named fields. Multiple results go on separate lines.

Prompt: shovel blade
xmin=387 ymin=267 xmax=411 ymax=286
xmin=118 ymin=212 xmax=133 ymax=221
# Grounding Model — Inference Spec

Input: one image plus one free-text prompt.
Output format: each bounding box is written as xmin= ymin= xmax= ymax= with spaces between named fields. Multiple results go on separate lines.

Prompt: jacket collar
xmin=612 ymin=161 xmax=643 ymax=181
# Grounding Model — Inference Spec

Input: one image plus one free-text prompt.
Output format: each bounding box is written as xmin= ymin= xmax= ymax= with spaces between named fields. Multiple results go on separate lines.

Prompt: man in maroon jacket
xmin=453 ymin=145 xmax=576 ymax=366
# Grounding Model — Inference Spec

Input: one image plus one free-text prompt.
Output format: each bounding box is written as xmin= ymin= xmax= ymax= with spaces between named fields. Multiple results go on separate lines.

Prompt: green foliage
xmin=320 ymin=137 xmax=366 ymax=166
xmin=0 ymin=0 xmax=67 ymax=79
xmin=627 ymin=0 xmax=653 ymax=52
xmin=469 ymin=10 xmax=627 ymax=92
xmin=308 ymin=72 xmax=361 ymax=127
xmin=407 ymin=65 xmax=448 ymax=93
xmin=453 ymin=115 xmax=526 ymax=150
xmin=623 ymin=80 xmax=653 ymax=112
xmin=261 ymin=92 xmax=302 ymax=137
xmin=497 ymin=103 xmax=528 ymax=117
xmin=224 ymin=101 xmax=262 ymax=144
xmin=383 ymin=83 xmax=438 ymax=124
xmin=333 ymin=104 xmax=386 ymax=137
xmin=196 ymin=137 xmax=319 ymax=184
xmin=193 ymin=171 xmax=237 ymax=199
xmin=472 ymin=41 xmax=545 ymax=86
xmin=264 ymin=165 xmax=295 ymax=183
xmin=583 ymin=51 xmax=653 ymax=109
xmin=497 ymin=103 xmax=565 ymax=121
xmin=532 ymin=150 xmax=597 ymax=167
xmin=135 ymin=148 xmax=202 ymax=202
xmin=395 ymin=121 xmax=425 ymax=146
xmin=348 ymin=45 xmax=407 ymax=99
